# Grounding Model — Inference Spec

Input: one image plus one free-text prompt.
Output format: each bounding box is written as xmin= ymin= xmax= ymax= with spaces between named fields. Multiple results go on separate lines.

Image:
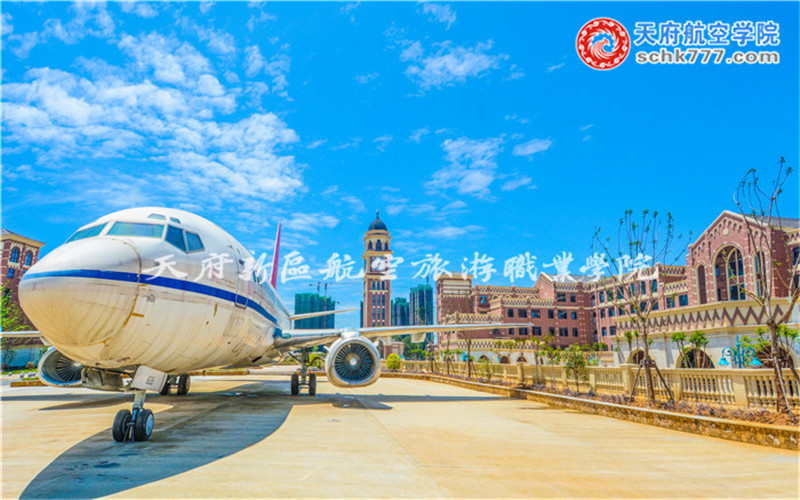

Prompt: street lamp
xmin=719 ymin=335 xmax=763 ymax=368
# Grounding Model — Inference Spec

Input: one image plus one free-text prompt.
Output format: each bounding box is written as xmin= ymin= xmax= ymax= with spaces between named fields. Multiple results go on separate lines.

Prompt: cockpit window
xmin=148 ymin=213 xmax=166 ymax=221
xmin=185 ymin=231 xmax=204 ymax=252
xmin=170 ymin=217 xmax=181 ymax=223
xmin=107 ymin=222 xmax=165 ymax=238
xmin=165 ymin=225 xmax=187 ymax=252
xmin=66 ymin=223 xmax=107 ymax=243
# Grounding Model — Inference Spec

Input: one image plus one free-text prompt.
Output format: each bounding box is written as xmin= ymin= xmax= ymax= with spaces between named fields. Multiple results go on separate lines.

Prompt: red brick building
xmin=436 ymin=210 xmax=800 ymax=362
xmin=437 ymin=273 xmax=596 ymax=349
xmin=1 ymin=229 xmax=45 ymax=327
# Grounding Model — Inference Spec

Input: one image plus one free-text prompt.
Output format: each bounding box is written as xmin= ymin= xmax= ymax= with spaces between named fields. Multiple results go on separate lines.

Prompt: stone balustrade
xmin=393 ymin=360 xmax=800 ymax=410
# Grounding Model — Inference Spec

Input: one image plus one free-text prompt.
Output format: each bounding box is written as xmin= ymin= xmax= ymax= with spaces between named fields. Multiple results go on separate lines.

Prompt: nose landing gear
xmin=112 ymin=390 xmax=154 ymax=442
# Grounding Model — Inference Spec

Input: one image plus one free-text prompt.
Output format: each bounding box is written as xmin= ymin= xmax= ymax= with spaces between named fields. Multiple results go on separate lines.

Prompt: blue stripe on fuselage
xmin=21 ymin=269 xmax=279 ymax=324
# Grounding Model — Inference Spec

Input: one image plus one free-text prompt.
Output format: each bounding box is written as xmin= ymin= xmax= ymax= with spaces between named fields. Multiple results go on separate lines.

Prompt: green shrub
xmin=386 ymin=353 xmax=402 ymax=370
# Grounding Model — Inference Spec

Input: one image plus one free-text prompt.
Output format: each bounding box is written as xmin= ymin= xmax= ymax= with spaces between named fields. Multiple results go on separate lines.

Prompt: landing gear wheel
xmin=159 ymin=382 xmax=171 ymax=396
xmin=176 ymin=374 xmax=191 ymax=396
xmin=308 ymin=373 xmax=317 ymax=396
xmin=290 ymin=373 xmax=299 ymax=395
xmin=133 ymin=409 xmax=154 ymax=442
xmin=112 ymin=409 xmax=132 ymax=442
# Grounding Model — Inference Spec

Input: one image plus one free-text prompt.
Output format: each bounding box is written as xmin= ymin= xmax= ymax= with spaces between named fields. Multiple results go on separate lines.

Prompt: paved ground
xmin=2 ymin=367 xmax=797 ymax=498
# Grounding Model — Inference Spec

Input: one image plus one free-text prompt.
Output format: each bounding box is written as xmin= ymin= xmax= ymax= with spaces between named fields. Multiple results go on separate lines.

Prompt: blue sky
xmin=2 ymin=1 xmax=798 ymax=327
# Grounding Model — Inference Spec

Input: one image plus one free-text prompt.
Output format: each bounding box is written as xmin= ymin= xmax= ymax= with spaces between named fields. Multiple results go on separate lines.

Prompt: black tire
xmin=112 ymin=409 xmax=131 ymax=442
xmin=133 ymin=409 xmax=154 ymax=442
xmin=308 ymin=373 xmax=317 ymax=397
xmin=177 ymin=374 xmax=190 ymax=396
xmin=159 ymin=382 xmax=171 ymax=396
xmin=290 ymin=373 xmax=299 ymax=396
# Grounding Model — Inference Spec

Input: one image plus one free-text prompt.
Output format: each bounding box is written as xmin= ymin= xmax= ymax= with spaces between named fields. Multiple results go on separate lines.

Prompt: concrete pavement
xmin=1 ymin=368 xmax=797 ymax=498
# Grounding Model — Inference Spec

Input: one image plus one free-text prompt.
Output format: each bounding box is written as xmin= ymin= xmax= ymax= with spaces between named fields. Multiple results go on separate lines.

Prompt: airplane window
xmin=185 ymin=231 xmax=204 ymax=252
xmin=165 ymin=225 xmax=187 ymax=252
xmin=170 ymin=217 xmax=181 ymax=223
xmin=148 ymin=214 xmax=166 ymax=221
xmin=107 ymin=222 xmax=165 ymax=238
xmin=66 ymin=223 xmax=107 ymax=243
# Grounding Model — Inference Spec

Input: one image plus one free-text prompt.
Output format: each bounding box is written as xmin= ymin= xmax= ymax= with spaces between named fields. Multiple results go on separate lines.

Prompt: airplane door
xmin=230 ymin=245 xmax=249 ymax=308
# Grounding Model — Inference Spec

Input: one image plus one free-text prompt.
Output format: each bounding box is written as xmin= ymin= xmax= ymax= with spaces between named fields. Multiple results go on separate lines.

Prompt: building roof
xmin=1 ymin=229 xmax=45 ymax=247
xmin=368 ymin=210 xmax=388 ymax=231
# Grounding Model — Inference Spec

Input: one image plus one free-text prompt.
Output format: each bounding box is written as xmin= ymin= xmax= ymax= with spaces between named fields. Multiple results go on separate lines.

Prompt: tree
xmin=688 ymin=330 xmax=710 ymax=368
xmin=671 ymin=332 xmax=689 ymax=367
xmin=563 ymin=345 xmax=589 ymax=392
xmin=1 ymin=285 xmax=33 ymax=369
xmin=386 ymin=353 xmax=402 ymax=370
xmin=592 ymin=210 xmax=689 ymax=405
xmin=478 ymin=356 xmax=497 ymax=382
xmin=734 ymin=158 xmax=800 ymax=420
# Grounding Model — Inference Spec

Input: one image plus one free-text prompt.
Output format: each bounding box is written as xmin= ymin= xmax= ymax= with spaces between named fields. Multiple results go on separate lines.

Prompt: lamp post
xmin=719 ymin=335 xmax=762 ymax=368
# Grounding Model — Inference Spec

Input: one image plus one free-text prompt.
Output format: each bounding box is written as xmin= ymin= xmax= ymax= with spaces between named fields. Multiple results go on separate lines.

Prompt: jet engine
xmin=325 ymin=335 xmax=381 ymax=388
xmin=38 ymin=347 xmax=84 ymax=387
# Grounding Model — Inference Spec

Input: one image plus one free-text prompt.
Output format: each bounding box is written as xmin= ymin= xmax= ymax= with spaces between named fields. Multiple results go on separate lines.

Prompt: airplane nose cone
xmin=19 ymin=238 xmax=141 ymax=353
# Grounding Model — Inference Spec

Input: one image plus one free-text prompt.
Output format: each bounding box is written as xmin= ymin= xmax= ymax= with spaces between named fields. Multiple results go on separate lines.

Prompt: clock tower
xmin=362 ymin=210 xmax=392 ymax=336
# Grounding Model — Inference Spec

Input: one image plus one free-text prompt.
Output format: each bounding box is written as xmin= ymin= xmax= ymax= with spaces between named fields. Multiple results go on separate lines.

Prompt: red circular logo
xmin=576 ymin=18 xmax=630 ymax=70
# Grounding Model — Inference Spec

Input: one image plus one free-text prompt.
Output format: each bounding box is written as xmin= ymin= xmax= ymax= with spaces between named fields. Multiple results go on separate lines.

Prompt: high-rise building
xmin=391 ymin=297 xmax=410 ymax=326
xmin=293 ymin=293 xmax=335 ymax=330
xmin=409 ymin=284 xmax=434 ymax=326
xmin=362 ymin=210 xmax=392 ymax=328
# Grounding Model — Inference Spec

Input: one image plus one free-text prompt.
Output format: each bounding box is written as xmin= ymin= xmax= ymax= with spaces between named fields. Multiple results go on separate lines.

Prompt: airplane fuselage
xmin=20 ymin=207 xmax=290 ymax=374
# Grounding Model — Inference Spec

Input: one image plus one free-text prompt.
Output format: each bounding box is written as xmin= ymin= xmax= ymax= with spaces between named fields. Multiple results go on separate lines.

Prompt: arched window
xmin=10 ymin=248 xmax=19 ymax=263
xmin=368 ymin=241 xmax=373 ymax=250
xmin=517 ymin=355 xmax=528 ymax=363
xmin=753 ymin=251 xmax=765 ymax=297
xmin=499 ymin=356 xmax=510 ymax=364
xmin=714 ymin=246 xmax=745 ymax=301
xmin=24 ymin=252 xmax=32 ymax=266
xmin=376 ymin=240 xmax=382 ymax=251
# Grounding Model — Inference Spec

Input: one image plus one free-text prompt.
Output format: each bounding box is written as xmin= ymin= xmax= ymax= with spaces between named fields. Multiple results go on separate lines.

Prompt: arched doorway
xmin=696 ymin=265 xmax=707 ymax=304
xmin=678 ymin=349 xmax=715 ymax=369
xmin=714 ymin=246 xmax=745 ymax=301
xmin=517 ymin=355 xmax=528 ymax=364
xmin=628 ymin=350 xmax=654 ymax=365
xmin=499 ymin=356 xmax=510 ymax=364
xmin=478 ymin=355 xmax=489 ymax=362
xmin=754 ymin=346 xmax=796 ymax=369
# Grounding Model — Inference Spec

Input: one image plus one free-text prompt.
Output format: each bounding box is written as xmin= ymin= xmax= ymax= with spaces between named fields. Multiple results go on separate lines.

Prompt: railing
xmin=390 ymin=360 xmax=799 ymax=409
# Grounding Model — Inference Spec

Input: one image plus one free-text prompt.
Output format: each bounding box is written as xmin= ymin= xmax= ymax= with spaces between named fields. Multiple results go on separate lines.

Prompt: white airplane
xmin=15 ymin=207 xmax=515 ymax=442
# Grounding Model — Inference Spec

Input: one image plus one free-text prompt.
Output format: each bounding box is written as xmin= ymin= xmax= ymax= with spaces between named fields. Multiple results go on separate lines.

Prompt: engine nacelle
xmin=325 ymin=335 xmax=381 ymax=388
xmin=38 ymin=347 xmax=83 ymax=387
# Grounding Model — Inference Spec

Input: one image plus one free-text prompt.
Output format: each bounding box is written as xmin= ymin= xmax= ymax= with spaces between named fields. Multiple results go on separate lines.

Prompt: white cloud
xmin=372 ymin=135 xmax=393 ymax=151
xmin=196 ymin=25 xmax=236 ymax=56
xmin=426 ymin=137 xmax=503 ymax=198
xmin=244 ymin=44 xmax=291 ymax=98
xmin=307 ymin=139 xmax=327 ymax=149
xmin=322 ymin=185 xmax=339 ymax=196
xmin=342 ymin=195 xmax=366 ymax=213
xmin=512 ymin=138 xmax=552 ymax=157
xmin=247 ymin=10 xmax=277 ymax=32
xmin=355 ymin=72 xmax=379 ymax=84
xmin=119 ymin=32 xmax=212 ymax=86
xmin=409 ymin=127 xmax=429 ymax=142
xmin=2 ymin=12 xmax=14 ymax=37
xmin=199 ymin=1 xmax=215 ymax=14
xmin=546 ymin=62 xmax=565 ymax=73
xmin=579 ymin=124 xmax=594 ymax=131
xmin=332 ymin=138 xmax=362 ymax=150
xmin=501 ymin=176 xmax=533 ymax=191
xmin=421 ymin=3 xmax=456 ymax=29
xmin=7 ymin=3 xmax=115 ymax=58
xmin=285 ymin=212 xmax=339 ymax=233
xmin=3 ymin=35 xmax=303 ymax=211
xmin=402 ymin=40 xmax=507 ymax=91
xmin=341 ymin=2 xmax=360 ymax=23
xmin=421 ymin=224 xmax=484 ymax=240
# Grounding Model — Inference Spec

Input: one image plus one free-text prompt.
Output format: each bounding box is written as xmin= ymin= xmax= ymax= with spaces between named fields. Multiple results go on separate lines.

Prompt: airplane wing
xmin=272 ymin=323 xmax=526 ymax=353
xmin=289 ymin=308 xmax=358 ymax=322
xmin=0 ymin=330 xmax=50 ymax=345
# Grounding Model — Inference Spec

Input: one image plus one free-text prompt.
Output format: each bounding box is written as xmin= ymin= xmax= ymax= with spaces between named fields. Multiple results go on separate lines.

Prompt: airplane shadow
xmin=19 ymin=381 xmax=503 ymax=498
